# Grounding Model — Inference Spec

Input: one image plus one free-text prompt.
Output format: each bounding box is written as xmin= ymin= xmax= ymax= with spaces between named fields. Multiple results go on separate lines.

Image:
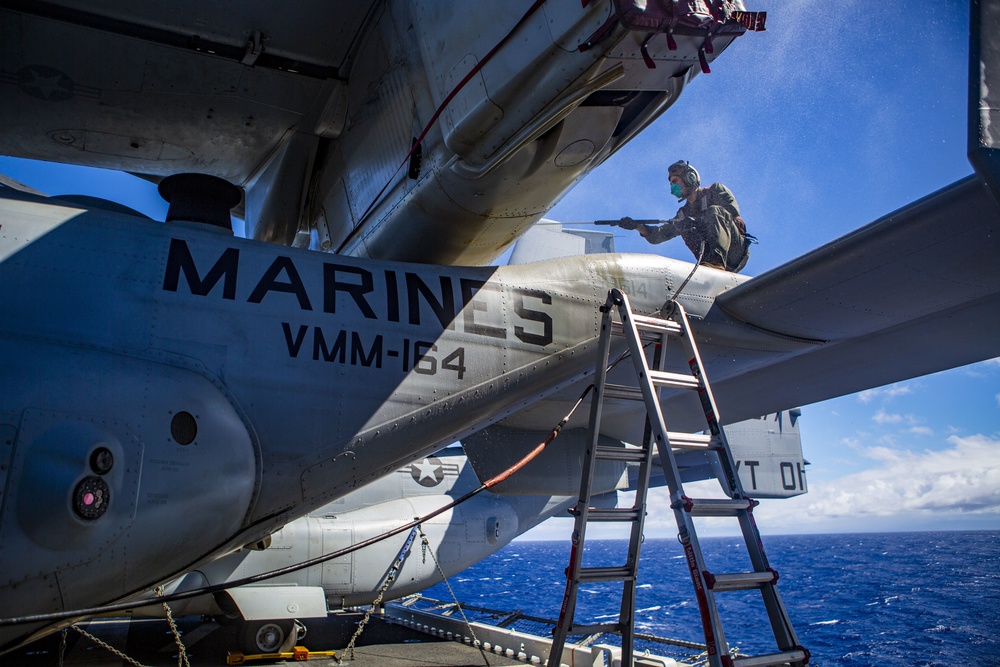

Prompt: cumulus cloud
xmin=872 ymin=410 xmax=902 ymax=425
xmin=761 ymin=435 xmax=1000 ymax=527
xmin=872 ymin=409 xmax=927 ymax=430
xmin=543 ymin=435 xmax=1000 ymax=540
xmin=858 ymin=384 xmax=913 ymax=404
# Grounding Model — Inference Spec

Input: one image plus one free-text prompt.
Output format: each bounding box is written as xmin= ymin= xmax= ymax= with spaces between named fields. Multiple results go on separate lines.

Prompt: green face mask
xmin=670 ymin=182 xmax=683 ymax=198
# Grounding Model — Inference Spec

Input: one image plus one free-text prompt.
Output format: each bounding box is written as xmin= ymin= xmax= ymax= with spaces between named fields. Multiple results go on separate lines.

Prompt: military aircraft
xmin=0 ymin=0 xmax=998 ymax=657
xmin=125 ymin=407 xmax=802 ymax=656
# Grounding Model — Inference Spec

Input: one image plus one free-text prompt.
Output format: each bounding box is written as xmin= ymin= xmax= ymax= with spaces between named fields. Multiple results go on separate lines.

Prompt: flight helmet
xmin=667 ymin=160 xmax=700 ymax=197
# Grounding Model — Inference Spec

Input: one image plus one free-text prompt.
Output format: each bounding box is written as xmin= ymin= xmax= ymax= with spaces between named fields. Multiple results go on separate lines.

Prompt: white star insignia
xmin=412 ymin=458 xmax=443 ymax=485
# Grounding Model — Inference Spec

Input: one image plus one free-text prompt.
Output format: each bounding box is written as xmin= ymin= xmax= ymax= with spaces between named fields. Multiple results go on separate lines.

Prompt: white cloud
xmin=909 ymin=426 xmax=934 ymax=437
xmin=858 ymin=384 xmax=914 ymax=404
xmin=524 ymin=435 xmax=1000 ymax=541
xmin=872 ymin=409 xmax=902 ymax=425
xmin=841 ymin=437 xmax=862 ymax=450
xmin=875 ymin=434 xmax=898 ymax=447
xmin=959 ymin=358 xmax=1000 ymax=378
xmin=752 ymin=434 xmax=1000 ymax=533
xmin=872 ymin=410 xmax=927 ymax=430
xmin=996 ymin=392 xmax=1000 ymax=408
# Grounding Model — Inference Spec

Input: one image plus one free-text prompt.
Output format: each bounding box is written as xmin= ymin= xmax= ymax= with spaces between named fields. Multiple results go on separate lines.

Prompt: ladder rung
xmin=595 ymin=445 xmax=648 ymax=462
xmin=665 ymin=432 xmax=717 ymax=449
xmin=648 ymin=370 xmax=700 ymax=390
xmin=629 ymin=314 xmax=683 ymax=336
xmin=567 ymin=622 xmax=622 ymax=636
xmin=603 ymin=383 xmax=645 ymax=401
xmin=571 ymin=507 xmax=642 ymax=522
xmin=731 ymin=649 xmax=809 ymax=667
xmin=610 ymin=324 xmax=662 ymax=342
xmin=673 ymin=496 xmax=758 ymax=516
xmin=603 ymin=373 xmax=701 ymax=400
xmin=577 ymin=566 xmax=635 ymax=583
xmin=704 ymin=570 xmax=779 ymax=591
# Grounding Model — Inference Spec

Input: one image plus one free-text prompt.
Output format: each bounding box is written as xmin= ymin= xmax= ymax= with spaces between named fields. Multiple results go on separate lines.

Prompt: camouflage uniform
xmin=643 ymin=182 xmax=749 ymax=272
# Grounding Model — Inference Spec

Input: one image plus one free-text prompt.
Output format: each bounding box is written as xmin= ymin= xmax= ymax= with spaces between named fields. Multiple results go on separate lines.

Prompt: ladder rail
xmin=671 ymin=303 xmax=747 ymax=501
xmin=615 ymin=293 xmax=737 ymax=664
xmin=668 ymin=304 xmax=803 ymax=654
xmin=549 ymin=302 xmax=619 ymax=664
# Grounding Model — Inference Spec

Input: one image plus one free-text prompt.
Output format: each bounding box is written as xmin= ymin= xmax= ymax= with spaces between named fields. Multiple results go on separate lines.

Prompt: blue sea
xmin=424 ymin=531 xmax=1000 ymax=666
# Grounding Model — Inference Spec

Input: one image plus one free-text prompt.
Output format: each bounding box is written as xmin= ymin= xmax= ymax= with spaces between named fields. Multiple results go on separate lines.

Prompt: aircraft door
xmin=321 ymin=526 xmax=353 ymax=588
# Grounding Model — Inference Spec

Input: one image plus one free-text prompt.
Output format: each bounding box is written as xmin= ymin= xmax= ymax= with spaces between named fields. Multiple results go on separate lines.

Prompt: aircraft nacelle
xmin=304 ymin=1 xmax=746 ymax=264
xmin=0 ymin=1 xmax=751 ymax=265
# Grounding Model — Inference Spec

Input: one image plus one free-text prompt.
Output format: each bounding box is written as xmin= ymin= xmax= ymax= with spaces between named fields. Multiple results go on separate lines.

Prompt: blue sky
xmin=1 ymin=0 xmax=996 ymax=536
xmin=543 ymin=0 xmax=1000 ymax=537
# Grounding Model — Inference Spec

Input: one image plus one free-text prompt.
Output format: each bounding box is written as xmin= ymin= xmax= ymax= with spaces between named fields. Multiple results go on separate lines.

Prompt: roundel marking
xmin=410 ymin=457 xmax=445 ymax=487
xmin=19 ymin=65 xmax=75 ymax=101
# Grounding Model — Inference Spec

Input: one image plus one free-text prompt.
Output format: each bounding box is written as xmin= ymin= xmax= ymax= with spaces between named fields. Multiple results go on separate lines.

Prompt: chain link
xmin=417 ymin=525 xmax=490 ymax=667
xmin=337 ymin=566 xmax=396 ymax=663
xmin=70 ymin=624 xmax=150 ymax=667
xmin=337 ymin=526 xmax=420 ymax=664
xmin=156 ymin=586 xmax=191 ymax=667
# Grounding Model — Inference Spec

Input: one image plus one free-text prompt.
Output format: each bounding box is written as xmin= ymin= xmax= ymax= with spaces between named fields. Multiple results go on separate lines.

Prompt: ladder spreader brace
xmin=547 ymin=289 xmax=809 ymax=667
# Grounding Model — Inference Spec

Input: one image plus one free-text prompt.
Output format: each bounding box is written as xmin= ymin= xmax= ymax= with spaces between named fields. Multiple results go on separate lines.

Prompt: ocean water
xmin=424 ymin=531 xmax=1000 ymax=666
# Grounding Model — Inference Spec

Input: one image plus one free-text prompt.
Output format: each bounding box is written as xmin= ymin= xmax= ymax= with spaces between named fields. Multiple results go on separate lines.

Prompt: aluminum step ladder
xmin=548 ymin=289 xmax=809 ymax=667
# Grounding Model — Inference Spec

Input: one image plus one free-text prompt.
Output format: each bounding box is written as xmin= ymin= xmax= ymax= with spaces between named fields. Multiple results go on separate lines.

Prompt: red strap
xmin=640 ymin=33 xmax=656 ymax=68
xmin=666 ymin=31 xmax=677 ymax=50
xmin=698 ymin=46 xmax=710 ymax=74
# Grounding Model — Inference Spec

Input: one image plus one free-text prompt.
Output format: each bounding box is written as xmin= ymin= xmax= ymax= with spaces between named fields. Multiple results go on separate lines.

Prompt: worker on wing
xmin=615 ymin=160 xmax=752 ymax=272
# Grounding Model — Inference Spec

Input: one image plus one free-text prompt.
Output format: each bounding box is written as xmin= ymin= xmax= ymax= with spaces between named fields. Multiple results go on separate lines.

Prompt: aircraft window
xmin=170 ymin=411 xmax=198 ymax=445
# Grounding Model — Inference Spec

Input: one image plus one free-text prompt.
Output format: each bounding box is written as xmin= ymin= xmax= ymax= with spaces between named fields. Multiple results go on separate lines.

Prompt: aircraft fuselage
xmin=0 ymin=191 xmax=749 ymax=649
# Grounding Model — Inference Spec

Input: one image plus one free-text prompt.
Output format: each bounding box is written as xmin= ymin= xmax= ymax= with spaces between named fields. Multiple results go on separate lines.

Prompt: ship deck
xmin=0 ymin=596 xmax=703 ymax=667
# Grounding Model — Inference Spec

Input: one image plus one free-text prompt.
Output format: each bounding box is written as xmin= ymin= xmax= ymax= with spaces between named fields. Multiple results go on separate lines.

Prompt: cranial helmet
xmin=668 ymin=160 xmax=700 ymax=192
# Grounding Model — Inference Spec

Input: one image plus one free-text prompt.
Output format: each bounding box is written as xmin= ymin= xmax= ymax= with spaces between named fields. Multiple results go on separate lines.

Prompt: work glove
xmin=616 ymin=216 xmax=640 ymax=230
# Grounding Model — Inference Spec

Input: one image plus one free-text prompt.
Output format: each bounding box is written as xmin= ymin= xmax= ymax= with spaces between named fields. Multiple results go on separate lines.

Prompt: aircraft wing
xmin=1 ymin=1 xmax=754 ymax=260
xmin=467 ymin=175 xmax=999 ymax=444
xmin=703 ymin=175 xmax=1000 ymax=422
xmin=0 ymin=0 xmax=376 ymax=184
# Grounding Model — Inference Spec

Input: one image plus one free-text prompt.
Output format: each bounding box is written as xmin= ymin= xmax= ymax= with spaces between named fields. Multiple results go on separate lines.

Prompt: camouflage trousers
xmin=680 ymin=205 xmax=749 ymax=272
